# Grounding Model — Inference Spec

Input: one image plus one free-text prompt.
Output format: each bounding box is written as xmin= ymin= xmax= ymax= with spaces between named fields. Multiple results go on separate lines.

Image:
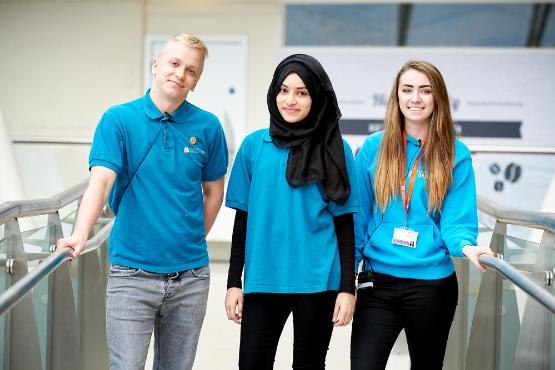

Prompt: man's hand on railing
xmin=56 ymin=234 xmax=87 ymax=260
xmin=462 ymin=245 xmax=495 ymax=272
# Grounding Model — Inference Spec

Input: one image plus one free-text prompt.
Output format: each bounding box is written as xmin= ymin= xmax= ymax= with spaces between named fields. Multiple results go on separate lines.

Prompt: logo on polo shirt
xmin=184 ymin=146 xmax=205 ymax=155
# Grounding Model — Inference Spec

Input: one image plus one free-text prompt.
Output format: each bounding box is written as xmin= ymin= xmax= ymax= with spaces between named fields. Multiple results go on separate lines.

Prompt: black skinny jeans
xmin=239 ymin=291 xmax=337 ymax=370
xmin=351 ymin=272 xmax=458 ymax=370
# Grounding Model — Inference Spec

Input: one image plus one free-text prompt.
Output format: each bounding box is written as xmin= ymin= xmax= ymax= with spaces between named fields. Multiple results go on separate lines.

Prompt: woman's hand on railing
xmin=462 ymin=245 xmax=495 ymax=272
xmin=56 ymin=234 xmax=87 ymax=260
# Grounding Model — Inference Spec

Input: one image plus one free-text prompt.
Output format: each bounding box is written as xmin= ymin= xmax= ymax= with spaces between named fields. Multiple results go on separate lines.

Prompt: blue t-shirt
xmin=89 ymin=90 xmax=228 ymax=273
xmin=226 ymin=129 xmax=359 ymax=294
xmin=354 ymin=131 xmax=478 ymax=279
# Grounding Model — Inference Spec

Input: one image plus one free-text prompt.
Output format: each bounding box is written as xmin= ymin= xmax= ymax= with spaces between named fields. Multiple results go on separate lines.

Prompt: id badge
xmin=392 ymin=227 xmax=418 ymax=248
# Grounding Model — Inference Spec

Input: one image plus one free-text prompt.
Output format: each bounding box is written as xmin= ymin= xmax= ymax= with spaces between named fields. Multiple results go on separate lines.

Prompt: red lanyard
xmin=400 ymin=131 xmax=421 ymax=216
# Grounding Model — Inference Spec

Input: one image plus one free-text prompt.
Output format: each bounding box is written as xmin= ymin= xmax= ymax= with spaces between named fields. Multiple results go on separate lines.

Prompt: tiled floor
xmin=146 ymin=262 xmax=410 ymax=370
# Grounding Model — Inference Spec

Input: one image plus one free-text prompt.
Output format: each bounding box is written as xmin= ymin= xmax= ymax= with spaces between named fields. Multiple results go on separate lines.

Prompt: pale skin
xmin=57 ymin=40 xmax=224 ymax=257
xmin=398 ymin=69 xmax=494 ymax=270
xmin=225 ymin=72 xmax=355 ymax=327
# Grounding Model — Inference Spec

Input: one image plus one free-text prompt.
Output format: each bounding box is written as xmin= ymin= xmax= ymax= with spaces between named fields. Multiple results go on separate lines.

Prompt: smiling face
xmin=276 ymin=72 xmax=312 ymax=124
xmin=397 ymin=68 xmax=435 ymax=127
xmin=151 ymin=41 xmax=205 ymax=105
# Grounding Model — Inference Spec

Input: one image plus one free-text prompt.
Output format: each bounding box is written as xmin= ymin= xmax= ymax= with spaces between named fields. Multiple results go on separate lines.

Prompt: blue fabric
xmin=226 ymin=129 xmax=359 ymax=294
xmin=354 ymin=131 xmax=478 ymax=279
xmin=89 ymin=90 xmax=228 ymax=273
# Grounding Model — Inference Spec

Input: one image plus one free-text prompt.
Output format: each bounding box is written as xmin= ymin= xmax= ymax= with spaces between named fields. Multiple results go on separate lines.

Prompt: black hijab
xmin=268 ymin=54 xmax=350 ymax=205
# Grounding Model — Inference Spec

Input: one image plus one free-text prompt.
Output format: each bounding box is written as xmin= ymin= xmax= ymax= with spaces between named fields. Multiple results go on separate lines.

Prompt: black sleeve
xmin=333 ymin=213 xmax=356 ymax=294
xmin=226 ymin=209 xmax=248 ymax=289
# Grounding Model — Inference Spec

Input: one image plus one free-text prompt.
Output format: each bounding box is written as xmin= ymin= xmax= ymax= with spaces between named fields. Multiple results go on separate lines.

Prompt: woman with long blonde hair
xmin=351 ymin=60 xmax=493 ymax=370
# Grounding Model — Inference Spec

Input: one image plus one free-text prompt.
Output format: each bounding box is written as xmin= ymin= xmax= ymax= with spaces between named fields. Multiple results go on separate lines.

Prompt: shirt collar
xmin=263 ymin=131 xmax=273 ymax=143
xmin=406 ymin=133 xmax=419 ymax=144
xmin=142 ymin=89 xmax=191 ymax=124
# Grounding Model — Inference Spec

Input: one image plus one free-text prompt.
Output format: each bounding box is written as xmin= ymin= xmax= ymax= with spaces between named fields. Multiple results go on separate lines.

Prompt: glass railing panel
xmin=0 ymin=235 xmax=6 ymax=370
xmin=31 ymin=276 xmax=49 ymax=370
xmin=466 ymin=223 xmax=555 ymax=370
xmin=464 ymin=223 xmax=492 ymax=350
xmin=20 ymin=225 xmax=57 ymax=254
xmin=497 ymin=273 xmax=554 ymax=370
xmin=60 ymin=209 xmax=77 ymax=237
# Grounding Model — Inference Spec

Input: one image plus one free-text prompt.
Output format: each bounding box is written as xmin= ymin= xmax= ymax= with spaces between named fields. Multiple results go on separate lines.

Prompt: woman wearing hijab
xmin=224 ymin=54 xmax=359 ymax=370
xmin=351 ymin=60 xmax=493 ymax=369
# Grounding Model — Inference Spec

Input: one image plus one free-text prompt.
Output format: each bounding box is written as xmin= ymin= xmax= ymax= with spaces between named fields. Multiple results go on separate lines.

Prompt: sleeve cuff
xmin=89 ymin=159 xmax=120 ymax=174
xmin=225 ymin=200 xmax=248 ymax=212
xmin=202 ymin=169 xmax=227 ymax=182
xmin=330 ymin=205 xmax=360 ymax=217
xmin=453 ymin=240 xmax=473 ymax=257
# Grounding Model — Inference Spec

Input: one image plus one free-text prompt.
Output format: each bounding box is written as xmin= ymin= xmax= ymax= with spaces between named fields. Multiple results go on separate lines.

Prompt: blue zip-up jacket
xmin=354 ymin=131 xmax=478 ymax=279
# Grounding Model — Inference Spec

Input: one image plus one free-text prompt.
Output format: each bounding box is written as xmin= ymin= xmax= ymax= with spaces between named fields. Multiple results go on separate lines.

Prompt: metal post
xmin=79 ymin=245 xmax=109 ymax=370
xmin=46 ymin=212 xmax=80 ymax=370
xmin=465 ymin=221 xmax=505 ymax=370
xmin=513 ymin=231 xmax=554 ymax=370
xmin=4 ymin=219 xmax=42 ymax=370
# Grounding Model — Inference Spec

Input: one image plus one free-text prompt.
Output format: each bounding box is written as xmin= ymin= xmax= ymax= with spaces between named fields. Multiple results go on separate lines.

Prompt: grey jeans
xmin=106 ymin=264 xmax=210 ymax=370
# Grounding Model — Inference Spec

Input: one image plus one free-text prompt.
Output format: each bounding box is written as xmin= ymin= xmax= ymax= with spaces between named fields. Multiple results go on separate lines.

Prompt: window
xmin=285 ymin=3 xmax=552 ymax=48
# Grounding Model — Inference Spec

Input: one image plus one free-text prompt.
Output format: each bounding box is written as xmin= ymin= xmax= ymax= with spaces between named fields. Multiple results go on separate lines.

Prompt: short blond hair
xmin=165 ymin=33 xmax=209 ymax=58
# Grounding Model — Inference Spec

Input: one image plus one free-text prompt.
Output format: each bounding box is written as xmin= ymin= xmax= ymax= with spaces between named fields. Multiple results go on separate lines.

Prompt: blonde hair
xmin=374 ymin=60 xmax=455 ymax=213
xmin=159 ymin=33 xmax=209 ymax=59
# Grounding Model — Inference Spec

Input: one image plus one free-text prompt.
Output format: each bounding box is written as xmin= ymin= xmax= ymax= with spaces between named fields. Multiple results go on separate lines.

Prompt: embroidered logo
xmin=190 ymin=137 xmax=197 ymax=145
xmin=183 ymin=146 xmax=205 ymax=155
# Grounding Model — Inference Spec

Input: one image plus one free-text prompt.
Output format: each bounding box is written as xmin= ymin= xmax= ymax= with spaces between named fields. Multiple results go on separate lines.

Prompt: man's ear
xmin=151 ymin=58 xmax=158 ymax=76
xmin=190 ymin=69 xmax=203 ymax=92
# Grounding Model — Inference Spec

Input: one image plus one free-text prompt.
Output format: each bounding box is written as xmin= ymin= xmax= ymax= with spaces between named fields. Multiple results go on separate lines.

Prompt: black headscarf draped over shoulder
xmin=268 ymin=54 xmax=350 ymax=205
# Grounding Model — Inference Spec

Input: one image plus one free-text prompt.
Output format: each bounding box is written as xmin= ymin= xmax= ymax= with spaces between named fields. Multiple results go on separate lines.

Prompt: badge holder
xmin=392 ymin=224 xmax=419 ymax=248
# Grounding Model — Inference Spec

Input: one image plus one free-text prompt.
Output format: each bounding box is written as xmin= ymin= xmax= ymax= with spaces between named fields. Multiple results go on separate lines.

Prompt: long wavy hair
xmin=374 ymin=60 xmax=455 ymax=213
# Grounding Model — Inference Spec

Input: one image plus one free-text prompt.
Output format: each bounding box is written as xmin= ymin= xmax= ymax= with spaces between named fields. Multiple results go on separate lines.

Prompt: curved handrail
xmin=478 ymin=196 xmax=555 ymax=233
xmin=479 ymin=254 xmax=555 ymax=313
xmin=0 ymin=248 xmax=72 ymax=315
xmin=0 ymin=219 xmax=113 ymax=316
xmin=0 ymin=180 xmax=88 ymax=225
xmin=469 ymin=145 xmax=555 ymax=155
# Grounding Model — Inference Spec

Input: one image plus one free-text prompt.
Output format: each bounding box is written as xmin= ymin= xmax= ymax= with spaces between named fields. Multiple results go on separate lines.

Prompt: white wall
xmin=0 ymin=0 xmax=281 ymax=198
xmin=0 ymin=0 xmax=144 ymax=139
xmin=0 ymin=0 xmax=145 ymax=198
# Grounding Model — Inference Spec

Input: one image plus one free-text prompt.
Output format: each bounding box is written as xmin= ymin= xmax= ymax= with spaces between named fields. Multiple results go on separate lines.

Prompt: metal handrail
xmin=478 ymin=196 xmax=555 ymax=233
xmin=469 ymin=145 xmax=555 ymax=155
xmin=0 ymin=219 xmax=113 ymax=316
xmin=479 ymin=254 xmax=555 ymax=313
xmin=0 ymin=248 xmax=72 ymax=315
xmin=0 ymin=180 xmax=88 ymax=225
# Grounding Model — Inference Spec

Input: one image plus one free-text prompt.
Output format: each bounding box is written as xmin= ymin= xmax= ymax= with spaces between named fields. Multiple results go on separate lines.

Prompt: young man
xmin=57 ymin=33 xmax=228 ymax=370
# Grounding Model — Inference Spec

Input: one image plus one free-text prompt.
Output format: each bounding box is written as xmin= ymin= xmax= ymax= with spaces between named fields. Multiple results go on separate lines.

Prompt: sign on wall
xmin=279 ymin=48 xmax=555 ymax=212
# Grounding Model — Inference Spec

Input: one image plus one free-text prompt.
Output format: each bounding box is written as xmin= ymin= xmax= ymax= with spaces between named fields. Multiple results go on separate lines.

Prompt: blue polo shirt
xmin=89 ymin=90 xmax=228 ymax=273
xmin=226 ymin=129 xmax=359 ymax=294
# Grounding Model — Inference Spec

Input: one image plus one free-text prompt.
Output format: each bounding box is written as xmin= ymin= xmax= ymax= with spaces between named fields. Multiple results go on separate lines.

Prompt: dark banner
xmin=339 ymin=119 xmax=522 ymax=138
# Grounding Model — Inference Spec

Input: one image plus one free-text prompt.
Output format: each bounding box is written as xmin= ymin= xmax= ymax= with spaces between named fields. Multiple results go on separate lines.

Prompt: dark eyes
xmin=401 ymin=88 xmax=432 ymax=95
xmin=278 ymin=88 xmax=308 ymax=96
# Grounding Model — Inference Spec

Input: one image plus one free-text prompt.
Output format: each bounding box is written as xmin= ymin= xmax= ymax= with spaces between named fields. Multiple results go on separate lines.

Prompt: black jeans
xmin=351 ymin=272 xmax=458 ymax=370
xmin=239 ymin=291 xmax=337 ymax=370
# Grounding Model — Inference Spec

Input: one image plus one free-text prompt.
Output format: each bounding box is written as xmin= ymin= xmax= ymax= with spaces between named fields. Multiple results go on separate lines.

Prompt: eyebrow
xmin=400 ymin=84 xmax=431 ymax=88
xmin=280 ymin=83 xmax=308 ymax=90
